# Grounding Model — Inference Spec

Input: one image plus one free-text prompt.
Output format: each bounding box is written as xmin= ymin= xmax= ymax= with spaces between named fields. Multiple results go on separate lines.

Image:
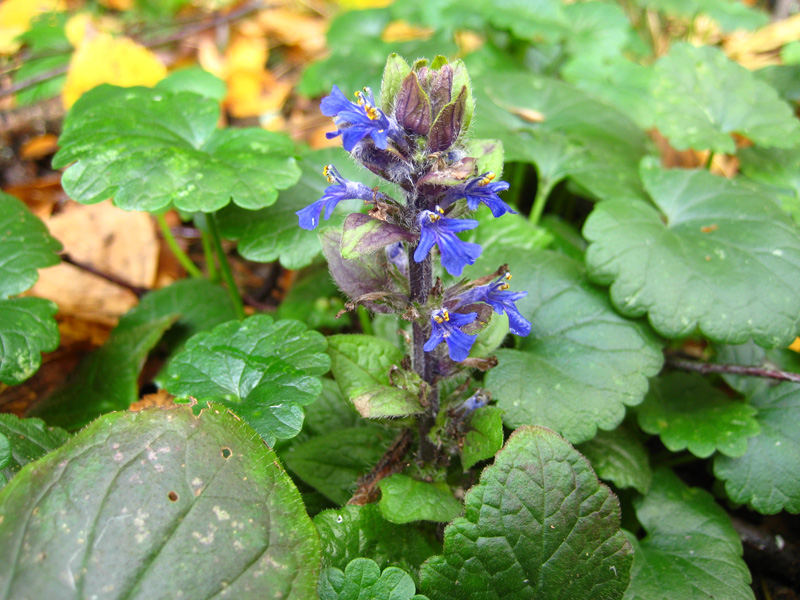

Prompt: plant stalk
xmin=206 ymin=212 xmax=245 ymax=320
xmin=155 ymin=213 xmax=203 ymax=278
xmin=200 ymin=228 xmax=219 ymax=282
xmin=667 ymin=357 xmax=800 ymax=384
xmin=529 ymin=180 xmax=554 ymax=227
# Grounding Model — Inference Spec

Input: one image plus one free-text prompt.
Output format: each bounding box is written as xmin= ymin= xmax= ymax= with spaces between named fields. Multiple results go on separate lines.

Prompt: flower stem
xmin=206 ymin=212 xmax=245 ymax=320
xmin=529 ymin=179 xmax=554 ymax=227
xmin=200 ymin=228 xmax=219 ymax=282
xmin=156 ymin=213 xmax=203 ymax=278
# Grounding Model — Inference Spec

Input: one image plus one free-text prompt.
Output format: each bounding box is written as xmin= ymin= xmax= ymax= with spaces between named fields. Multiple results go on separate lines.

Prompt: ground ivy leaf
xmin=302 ymin=379 xmax=361 ymax=436
xmin=319 ymin=558 xmax=428 ymax=600
xmin=165 ymin=315 xmax=330 ymax=446
xmin=584 ymin=161 xmax=800 ymax=347
xmin=420 ymin=426 xmax=632 ymax=599
xmin=53 ymin=84 xmax=299 ymax=213
xmin=714 ymin=382 xmax=800 ymax=514
xmin=0 ymin=405 xmax=320 ymax=598
xmin=0 ymin=298 xmax=59 ymax=386
xmin=652 ymin=43 xmax=799 ymax=153
xmin=327 ymin=334 xmax=423 ymax=419
xmin=460 ymin=406 xmax=504 ymax=470
xmin=738 ymin=146 xmax=800 ymax=222
xmin=485 ymin=250 xmax=663 ymax=443
xmin=0 ymin=414 xmax=69 ymax=485
xmin=30 ymin=314 xmax=178 ymax=430
xmin=577 ymin=424 xmax=652 ymax=494
xmin=473 ymin=71 xmax=648 ymax=202
xmin=315 ymin=504 xmax=440 ymax=576
xmin=284 ymin=426 xmax=394 ymax=505
xmin=623 ymin=468 xmax=754 ymax=600
xmin=378 ymin=475 xmax=462 ymax=524
xmin=0 ymin=192 xmax=61 ymax=300
xmin=638 ymin=373 xmax=760 ymax=458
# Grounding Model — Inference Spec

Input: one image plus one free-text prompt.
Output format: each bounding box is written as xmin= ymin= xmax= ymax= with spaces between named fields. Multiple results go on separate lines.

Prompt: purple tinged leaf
xmin=428 ymin=64 xmax=453 ymax=120
xmin=418 ymin=158 xmax=477 ymax=187
xmin=394 ymin=72 xmax=432 ymax=136
xmin=341 ymin=213 xmax=415 ymax=259
xmin=428 ymin=87 xmax=467 ymax=153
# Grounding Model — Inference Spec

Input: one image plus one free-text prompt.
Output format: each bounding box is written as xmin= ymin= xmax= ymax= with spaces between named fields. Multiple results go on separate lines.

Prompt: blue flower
xmin=414 ymin=208 xmax=482 ymax=277
xmin=424 ymin=308 xmax=478 ymax=362
xmin=456 ymin=272 xmax=531 ymax=336
xmin=445 ymin=172 xmax=514 ymax=217
xmin=296 ymin=165 xmax=374 ymax=230
xmin=320 ymin=85 xmax=397 ymax=152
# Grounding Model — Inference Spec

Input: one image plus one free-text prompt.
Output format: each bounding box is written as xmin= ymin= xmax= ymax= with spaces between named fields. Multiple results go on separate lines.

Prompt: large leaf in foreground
xmin=53 ymin=83 xmax=300 ymax=213
xmin=485 ymin=250 xmax=663 ymax=443
xmin=166 ymin=315 xmax=330 ymax=446
xmin=623 ymin=469 xmax=753 ymax=600
xmin=0 ymin=406 xmax=320 ymax=599
xmin=420 ymin=426 xmax=632 ymax=600
xmin=0 ymin=298 xmax=59 ymax=385
xmin=0 ymin=414 xmax=69 ymax=485
xmin=652 ymin=43 xmax=799 ymax=153
xmin=714 ymin=383 xmax=800 ymax=514
xmin=0 ymin=192 xmax=61 ymax=300
xmin=585 ymin=162 xmax=800 ymax=346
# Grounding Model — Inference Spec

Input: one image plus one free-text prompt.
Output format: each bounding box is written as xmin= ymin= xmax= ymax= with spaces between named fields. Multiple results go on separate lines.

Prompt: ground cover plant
xmin=1 ymin=0 xmax=800 ymax=598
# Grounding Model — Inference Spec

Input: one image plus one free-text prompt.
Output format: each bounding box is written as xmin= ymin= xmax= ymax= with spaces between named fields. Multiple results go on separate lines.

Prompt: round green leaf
xmin=585 ymin=161 xmax=800 ymax=346
xmin=624 ymin=468 xmax=753 ymax=600
xmin=156 ymin=67 xmax=227 ymax=101
xmin=420 ymin=426 xmax=632 ymax=599
xmin=0 ymin=406 xmax=320 ymax=599
xmin=485 ymin=250 xmax=663 ymax=443
xmin=53 ymin=85 xmax=300 ymax=213
xmin=320 ymin=558 xmax=428 ymax=600
xmin=714 ymin=382 xmax=800 ymax=514
xmin=0 ymin=192 xmax=61 ymax=300
xmin=638 ymin=373 xmax=760 ymax=458
xmin=165 ymin=315 xmax=330 ymax=446
xmin=0 ymin=298 xmax=59 ymax=385
xmin=652 ymin=43 xmax=799 ymax=153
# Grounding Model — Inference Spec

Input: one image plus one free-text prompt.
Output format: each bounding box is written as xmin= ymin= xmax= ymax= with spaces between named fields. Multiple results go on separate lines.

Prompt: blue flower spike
xmin=424 ymin=308 xmax=478 ymax=362
xmin=457 ymin=272 xmax=531 ymax=337
xmin=414 ymin=206 xmax=482 ymax=276
xmin=295 ymin=164 xmax=375 ymax=230
xmin=320 ymin=85 xmax=399 ymax=152
xmin=445 ymin=172 xmax=515 ymax=217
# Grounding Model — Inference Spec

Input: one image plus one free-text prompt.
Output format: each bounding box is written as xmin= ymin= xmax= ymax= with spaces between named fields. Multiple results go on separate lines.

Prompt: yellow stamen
xmin=505 ymin=272 xmax=512 ymax=280
xmin=434 ymin=315 xmax=444 ymax=324
xmin=443 ymin=310 xmax=450 ymax=322
xmin=436 ymin=206 xmax=445 ymax=214
xmin=323 ymin=164 xmax=335 ymax=183
xmin=500 ymin=283 xmax=510 ymax=291
xmin=478 ymin=172 xmax=496 ymax=186
xmin=428 ymin=213 xmax=441 ymax=222
xmin=365 ymin=106 xmax=380 ymax=120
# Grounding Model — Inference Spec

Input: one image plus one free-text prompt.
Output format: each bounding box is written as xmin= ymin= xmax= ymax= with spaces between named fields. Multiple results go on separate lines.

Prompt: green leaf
xmin=327 ymin=335 xmax=424 ymax=419
xmin=420 ymin=426 xmax=632 ymax=599
xmin=0 ymin=414 xmax=69 ymax=485
xmin=0 ymin=192 xmax=61 ymax=299
xmin=460 ymin=406 xmax=504 ymax=470
xmin=165 ymin=315 xmax=330 ymax=446
xmin=381 ymin=54 xmax=412 ymax=114
xmin=638 ymin=373 xmax=760 ymax=458
xmin=714 ymin=383 xmax=800 ymax=514
xmin=378 ymin=475 xmax=462 ymax=524
xmin=481 ymin=0 xmax=567 ymax=41
xmin=652 ymin=43 xmax=799 ymax=153
xmin=577 ymin=424 xmax=652 ymax=494
xmin=463 ymin=138 xmax=504 ymax=178
xmin=315 ymin=504 xmax=440 ymax=575
xmin=302 ymin=378 xmax=361 ymax=436
xmin=53 ymin=85 xmax=300 ymax=212
xmin=485 ymin=250 xmax=663 ymax=443
xmin=561 ymin=1 xmax=632 ymax=60
xmin=0 ymin=406 xmax=320 ymax=598
xmin=155 ymin=67 xmax=227 ymax=101
xmin=13 ymin=54 xmax=68 ymax=107
xmin=0 ymin=298 xmax=59 ymax=385
xmin=584 ymin=161 xmax=800 ymax=346
xmin=755 ymin=64 xmax=800 ymax=104
xmin=30 ymin=314 xmax=178 ymax=430
xmin=276 ymin=265 xmax=348 ymax=332
xmin=284 ymin=426 xmax=394 ymax=505
xmin=320 ymin=558 xmax=428 ymax=600
xmin=739 ymin=146 xmax=800 ymax=222
xmin=473 ymin=72 xmax=648 ymax=202
xmin=623 ymin=468 xmax=753 ymax=600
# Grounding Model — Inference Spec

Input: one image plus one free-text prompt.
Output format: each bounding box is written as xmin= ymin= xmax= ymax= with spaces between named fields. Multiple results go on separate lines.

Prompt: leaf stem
xmin=666 ymin=357 xmax=800 ymax=384
xmin=206 ymin=211 xmax=245 ymax=320
xmin=156 ymin=213 xmax=203 ymax=279
xmin=200 ymin=228 xmax=219 ymax=282
xmin=705 ymin=151 xmax=715 ymax=170
xmin=529 ymin=180 xmax=554 ymax=227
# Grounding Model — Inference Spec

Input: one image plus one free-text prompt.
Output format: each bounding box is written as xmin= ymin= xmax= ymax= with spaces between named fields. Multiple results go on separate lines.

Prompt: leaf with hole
xmin=0 ymin=405 xmax=320 ymax=599
xmin=165 ymin=315 xmax=330 ymax=446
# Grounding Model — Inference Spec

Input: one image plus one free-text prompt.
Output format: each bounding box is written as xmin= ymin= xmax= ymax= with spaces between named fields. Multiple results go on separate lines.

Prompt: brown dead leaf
xmin=256 ymin=8 xmax=326 ymax=56
xmin=382 ymin=20 xmax=434 ymax=43
xmin=20 ymin=134 xmax=59 ymax=161
xmin=725 ymin=13 xmax=800 ymax=69
xmin=3 ymin=174 xmax=65 ymax=219
xmin=29 ymin=201 xmax=158 ymax=325
xmin=129 ymin=389 xmax=176 ymax=411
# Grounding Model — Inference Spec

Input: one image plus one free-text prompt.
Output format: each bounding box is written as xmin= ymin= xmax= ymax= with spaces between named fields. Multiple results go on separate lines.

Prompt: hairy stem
xmin=347 ymin=428 xmax=413 ymax=506
xmin=155 ymin=214 xmax=203 ymax=278
xmin=667 ymin=357 xmax=800 ymax=384
xmin=206 ymin=212 xmax=245 ymax=320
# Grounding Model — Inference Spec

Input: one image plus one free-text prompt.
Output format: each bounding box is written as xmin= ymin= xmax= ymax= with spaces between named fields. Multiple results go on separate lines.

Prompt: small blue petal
xmin=296 ymin=200 xmax=326 ymax=230
xmin=414 ymin=210 xmax=481 ymax=276
xmin=424 ymin=309 xmax=478 ymax=362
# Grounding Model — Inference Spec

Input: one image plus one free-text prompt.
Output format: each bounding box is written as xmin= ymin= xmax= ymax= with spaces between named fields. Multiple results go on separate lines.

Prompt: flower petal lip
xmin=320 ymin=85 xmax=396 ymax=152
xmin=424 ymin=308 xmax=478 ymax=362
xmin=444 ymin=172 xmax=515 ymax=217
xmin=295 ymin=165 xmax=375 ymax=230
xmin=414 ymin=209 xmax=482 ymax=276
xmin=456 ymin=273 xmax=531 ymax=336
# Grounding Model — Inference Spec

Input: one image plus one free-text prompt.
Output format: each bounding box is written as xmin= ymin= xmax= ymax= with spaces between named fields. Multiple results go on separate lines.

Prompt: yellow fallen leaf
xmin=62 ymin=33 xmax=167 ymax=108
xmin=382 ymin=20 xmax=434 ymax=43
xmin=0 ymin=0 xmax=65 ymax=54
xmin=725 ymin=13 xmax=800 ymax=68
xmin=65 ymin=12 xmax=122 ymax=48
xmin=98 ymin=0 xmax=134 ymax=10
xmin=789 ymin=337 xmax=800 ymax=353
xmin=336 ymin=0 xmax=394 ymax=8
xmin=255 ymin=8 xmax=326 ymax=55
